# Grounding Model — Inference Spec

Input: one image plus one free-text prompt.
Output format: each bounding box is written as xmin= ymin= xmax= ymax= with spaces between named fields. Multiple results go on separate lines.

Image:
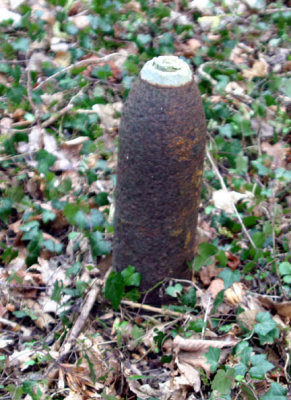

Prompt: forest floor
xmin=0 ymin=0 xmax=290 ymax=399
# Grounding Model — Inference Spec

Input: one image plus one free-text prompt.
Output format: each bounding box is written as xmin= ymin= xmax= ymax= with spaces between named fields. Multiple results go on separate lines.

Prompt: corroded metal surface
xmin=113 ymin=67 xmax=206 ymax=303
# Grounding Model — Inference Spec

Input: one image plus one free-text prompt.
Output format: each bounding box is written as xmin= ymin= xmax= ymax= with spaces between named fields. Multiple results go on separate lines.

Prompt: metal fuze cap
xmin=140 ymin=55 xmax=193 ymax=87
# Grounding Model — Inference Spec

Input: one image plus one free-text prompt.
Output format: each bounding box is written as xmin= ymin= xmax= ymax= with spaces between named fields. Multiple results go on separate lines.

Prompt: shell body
xmin=113 ymin=57 xmax=206 ymax=302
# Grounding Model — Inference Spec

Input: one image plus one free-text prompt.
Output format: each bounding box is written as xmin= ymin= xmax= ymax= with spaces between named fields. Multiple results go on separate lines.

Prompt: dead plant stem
xmin=34 ymin=52 xmax=118 ymax=91
xmin=206 ymin=149 xmax=257 ymax=249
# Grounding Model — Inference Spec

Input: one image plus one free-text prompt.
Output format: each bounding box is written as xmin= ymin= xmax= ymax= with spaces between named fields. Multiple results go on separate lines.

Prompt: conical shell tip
xmin=140 ymin=56 xmax=192 ymax=87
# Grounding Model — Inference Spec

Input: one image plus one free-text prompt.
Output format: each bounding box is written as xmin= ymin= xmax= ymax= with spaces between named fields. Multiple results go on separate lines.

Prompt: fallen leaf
xmin=28 ymin=52 xmax=54 ymax=72
xmin=226 ymin=252 xmax=240 ymax=270
xmin=261 ymin=142 xmax=287 ymax=169
xmin=173 ymin=335 xmax=240 ymax=391
xmin=69 ymin=15 xmax=90 ymax=29
xmin=180 ymin=38 xmax=201 ymax=57
xmin=243 ymin=58 xmax=269 ymax=80
xmin=212 ymin=189 xmax=254 ymax=213
xmin=251 ymin=118 xmax=274 ymax=138
xmin=189 ymin=0 xmax=214 ymax=14
xmin=258 ymin=296 xmax=291 ymax=319
xmin=0 ymin=8 xmax=21 ymax=25
xmin=54 ymin=51 xmax=72 ymax=68
xmin=198 ymin=16 xmax=222 ymax=31
xmin=24 ymin=299 xmax=56 ymax=329
xmin=0 ymin=117 xmax=12 ymax=135
xmin=225 ymin=282 xmax=245 ymax=306
xmin=92 ymin=102 xmax=123 ymax=132
xmin=200 ymin=264 xmax=223 ymax=286
xmin=169 ymin=10 xmax=192 ymax=25
xmin=208 ymin=278 xmax=225 ymax=298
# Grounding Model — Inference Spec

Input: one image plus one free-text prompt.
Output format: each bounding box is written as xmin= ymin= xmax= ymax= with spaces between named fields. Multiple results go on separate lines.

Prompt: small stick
xmin=201 ymin=294 xmax=212 ymax=339
xmin=121 ymin=299 xmax=186 ymax=317
xmin=41 ymin=87 xmax=86 ymax=128
xmin=60 ymin=279 xmax=101 ymax=353
xmin=34 ymin=52 xmax=119 ymax=91
xmin=206 ymin=149 xmax=257 ymax=249
xmin=45 ymin=279 xmax=102 ymax=381
xmin=0 ymin=316 xmax=31 ymax=337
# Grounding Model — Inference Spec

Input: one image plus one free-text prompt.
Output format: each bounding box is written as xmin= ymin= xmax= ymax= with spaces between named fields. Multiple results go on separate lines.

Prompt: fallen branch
xmin=197 ymin=61 xmax=253 ymax=106
xmin=206 ymin=149 xmax=257 ymax=249
xmin=121 ymin=299 xmax=188 ymax=318
xmin=0 ymin=316 xmax=31 ymax=337
xmin=45 ymin=279 xmax=102 ymax=382
xmin=34 ymin=52 xmax=119 ymax=91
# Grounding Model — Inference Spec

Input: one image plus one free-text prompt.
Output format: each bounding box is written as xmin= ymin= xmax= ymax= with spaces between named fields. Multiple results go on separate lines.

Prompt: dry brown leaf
xmin=237 ymin=309 xmax=258 ymax=331
xmin=261 ymin=142 xmax=287 ymax=169
xmin=92 ymin=102 xmax=123 ymax=132
xmin=28 ymin=52 xmax=54 ymax=72
xmin=9 ymin=348 xmax=45 ymax=370
xmin=258 ymin=296 xmax=291 ymax=319
xmin=212 ymin=189 xmax=254 ymax=213
xmin=0 ymin=117 xmax=12 ymax=135
xmin=243 ymin=58 xmax=269 ymax=79
xmin=199 ymin=263 xmax=223 ymax=286
xmin=226 ymin=252 xmax=240 ymax=270
xmin=128 ymin=380 xmax=162 ymax=399
xmin=180 ymin=38 xmax=201 ymax=57
xmin=63 ymin=391 xmax=83 ymax=400
xmin=208 ymin=278 xmax=225 ymax=298
xmin=54 ymin=51 xmax=72 ymax=68
xmin=173 ymin=335 xmax=240 ymax=391
xmin=24 ymin=299 xmax=56 ymax=329
xmin=225 ymin=282 xmax=245 ymax=306
xmin=69 ymin=15 xmax=90 ymax=29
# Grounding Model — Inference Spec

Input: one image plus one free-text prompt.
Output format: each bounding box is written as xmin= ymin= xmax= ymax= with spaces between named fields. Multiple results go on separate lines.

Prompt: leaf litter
xmin=0 ymin=0 xmax=290 ymax=399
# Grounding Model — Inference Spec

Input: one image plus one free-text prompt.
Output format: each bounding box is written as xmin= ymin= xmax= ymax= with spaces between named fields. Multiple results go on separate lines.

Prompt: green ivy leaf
xmin=279 ymin=262 xmax=291 ymax=276
xmin=254 ymin=312 xmax=279 ymax=345
xmin=66 ymin=262 xmax=82 ymax=277
xmin=219 ymin=268 xmax=240 ymax=289
xmin=26 ymin=231 xmax=43 ymax=266
xmin=41 ymin=210 xmax=56 ymax=223
xmin=211 ymin=368 xmax=235 ymax=396
xmin=0 ymin=198 xmax=12 ymax=223
xmin=205 ymin=347 xmax=221 ymax=373
xmin=180 ymin=287 xmax=196 ymax=307
xmin=36 ymin=150 xmax=56 ymax=175
xmin=121 ymin=265 xmax=141 ymax=287
xmin=64 ymin=203 xmax=89 ymax=227
xmin=194 ymin=242 xmax=218 ymax=271
xmin=166 ymin=283 xmax=183 ymax=298
xmin=89 ymin=231 xmax=111 ymax=257
xmin=105 ymin=271 xmax=124 ymax=310
xmin=43 ymin=239 xmax=63 ymax=254
xmin=88 ymin=209 xmax=105 ymax=228
xmin=12 ymin=38 xmax=30 ymax=52
xmin=260 ymin=383 xmax=287 ymax=400
xmin=249 ymin=354 xmax=274 ymax=380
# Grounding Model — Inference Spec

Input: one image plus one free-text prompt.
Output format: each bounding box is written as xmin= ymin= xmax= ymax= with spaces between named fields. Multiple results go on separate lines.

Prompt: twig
xmin=41 ymin=87 xmax=86 ymax=128
xmin=206 ymin=149 xmax=257 ymax=249
xmin=0 ymin=316 xmax=31 ymax=337
xmin=283 ymin=352 xmax=290 ymax=384
xmin=121 ymin=299 xmax=186 ymax=318
xmin=60 ymin=279 xmax=101 ymax=353
xmin=34 ymin=52 xmax=119 ymax=91
xmin=259 ymin=7 xmax=291 ymax=14
xmin=0 ymin=150 xmax=38 ymax=162
xmin=45 ymin=279 xmax=102 ymax=381
xmin=201 ymin=294 xmax=212 ymax=339
xmin=197 ymin=61 xmax=253 ymax=106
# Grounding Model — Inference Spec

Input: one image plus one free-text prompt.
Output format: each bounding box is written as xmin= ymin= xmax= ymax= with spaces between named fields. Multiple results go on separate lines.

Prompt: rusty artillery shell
xmin=113 ymin=56 xmax=206 ymax=302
